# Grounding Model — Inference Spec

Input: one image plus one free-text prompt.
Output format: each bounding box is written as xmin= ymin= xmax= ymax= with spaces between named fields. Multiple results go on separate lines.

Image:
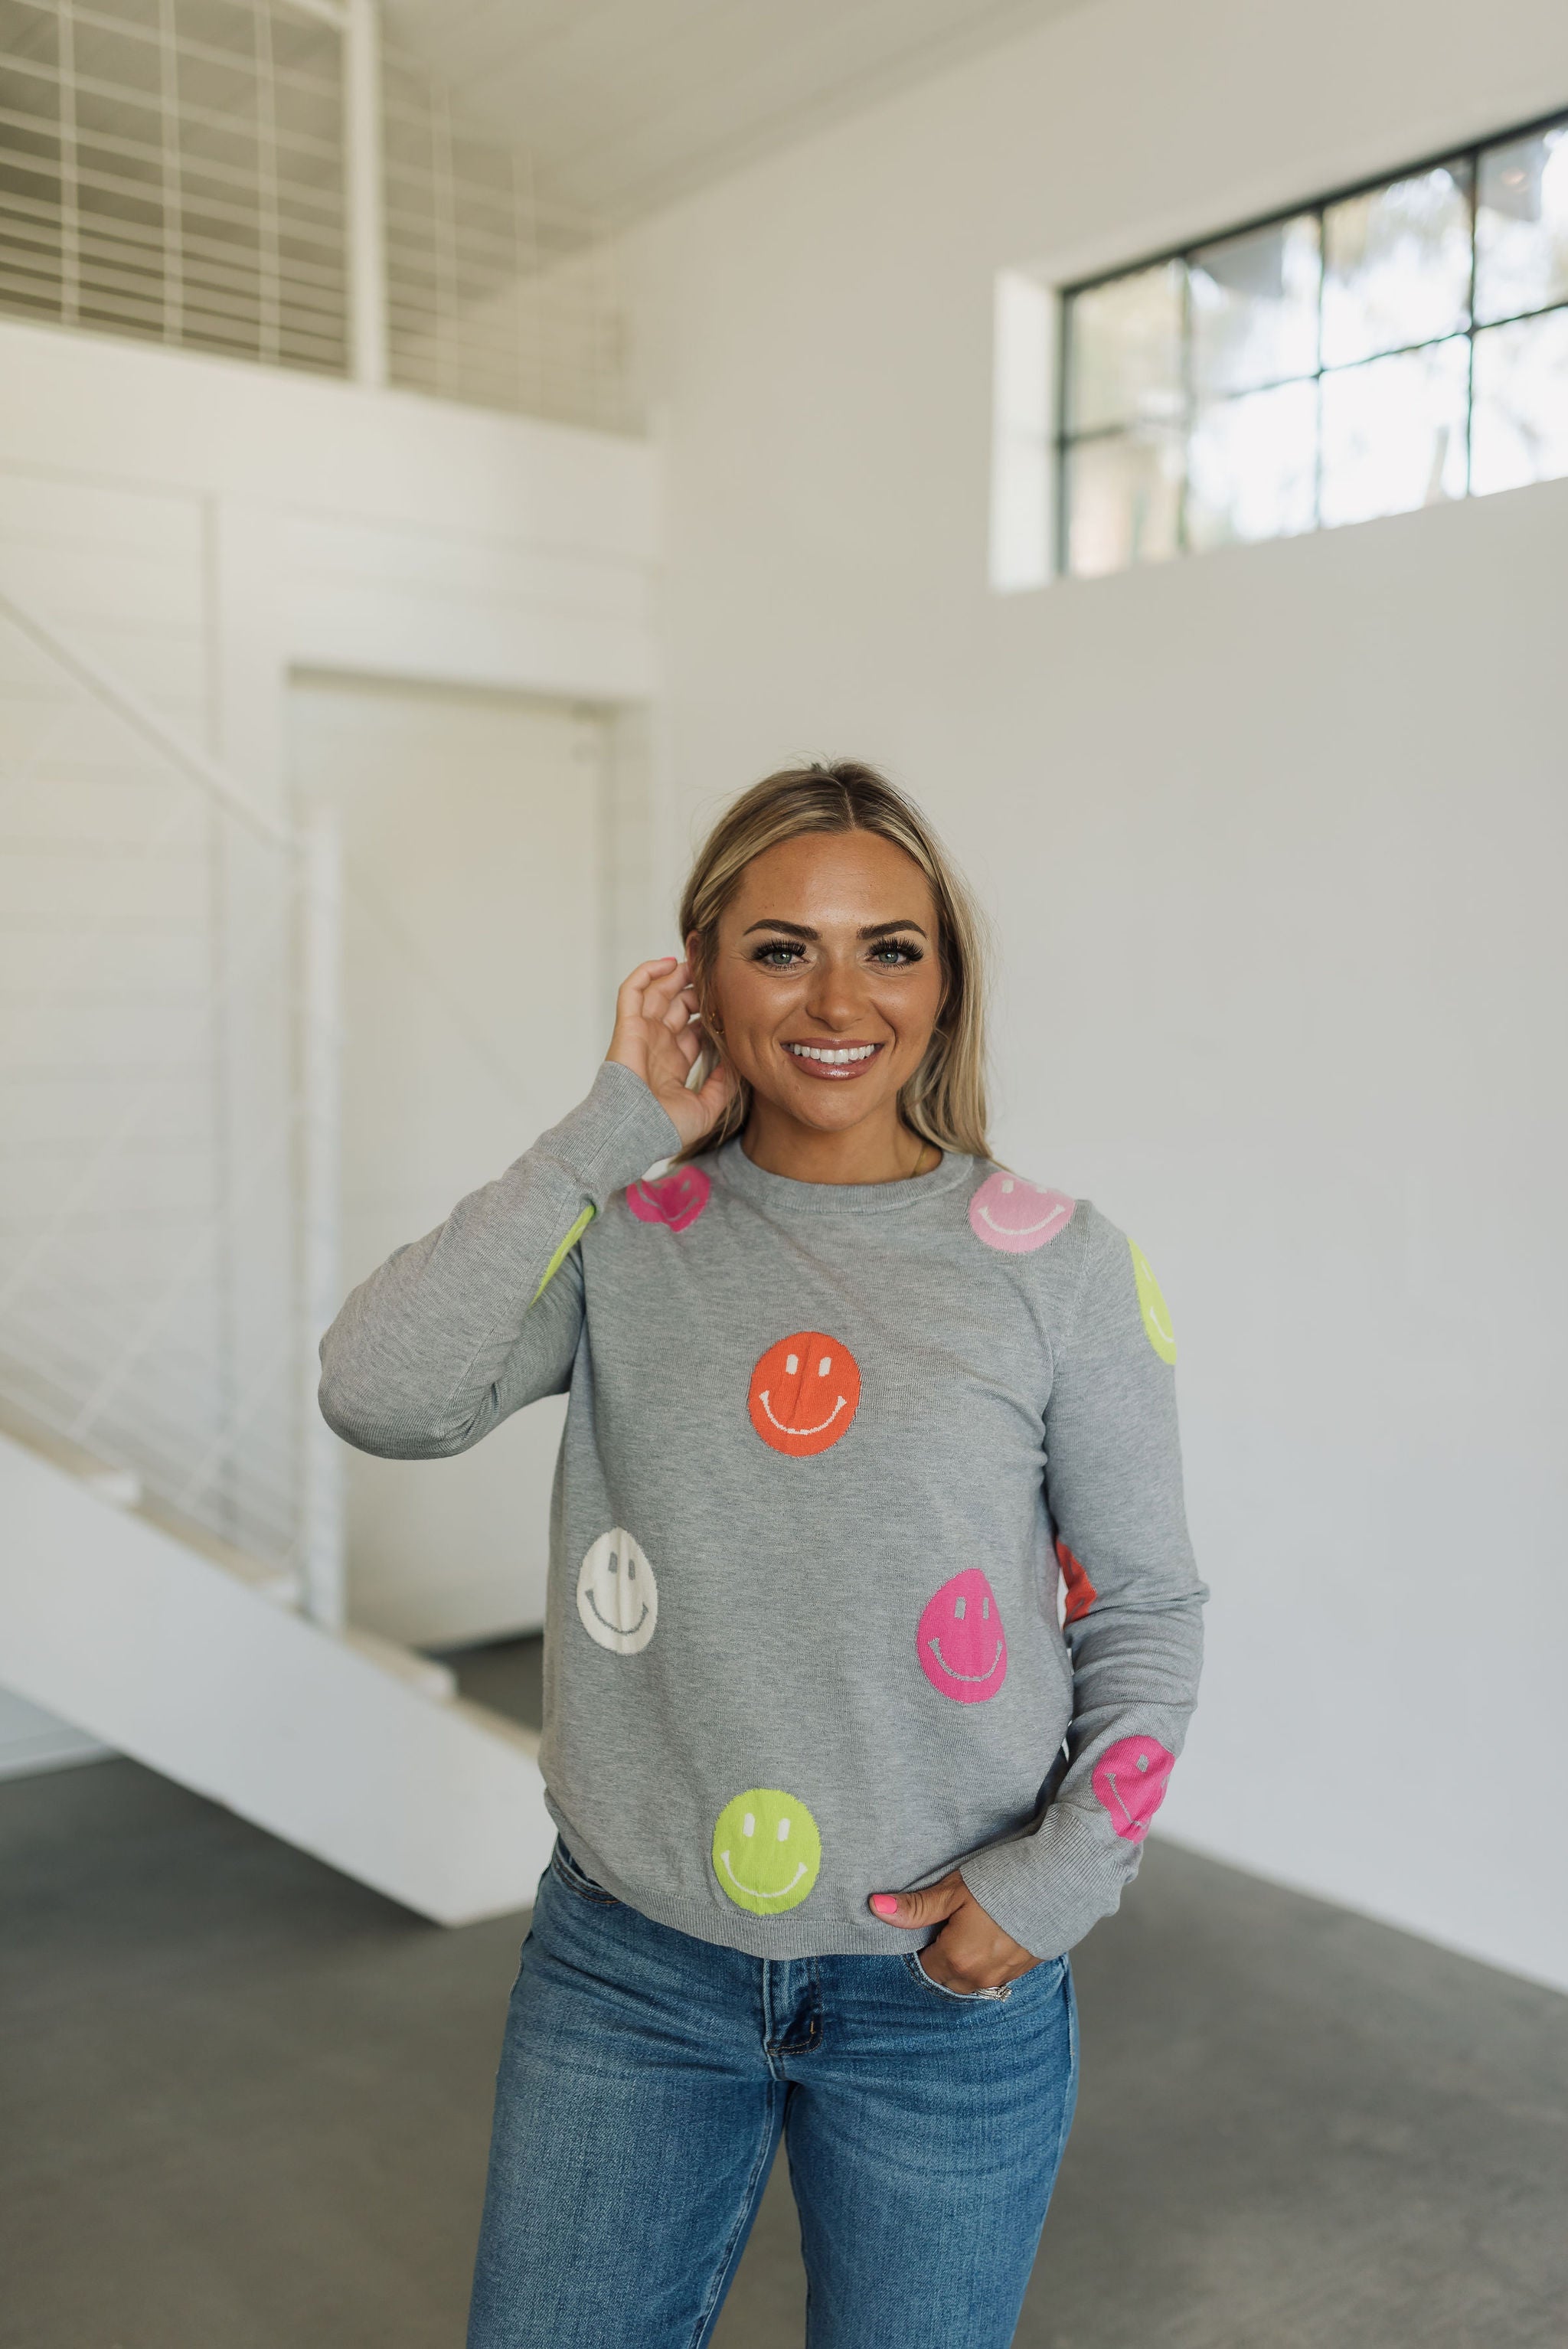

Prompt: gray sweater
xmin=318 ymin=1060 xmax=1205 ymax=1961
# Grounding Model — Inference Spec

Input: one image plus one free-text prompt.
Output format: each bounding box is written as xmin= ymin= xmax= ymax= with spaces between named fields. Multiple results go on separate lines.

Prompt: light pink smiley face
xmin=1092 ymin=1735 xmax=1174 ymax=1841
xmin=626 ymin=1166 xmax=710 ymax=1233
xmin=916 ymin=1569 xmax=1008 ymax=1704
xmin=969 ymin=1171 xmax=1074 ymax=1255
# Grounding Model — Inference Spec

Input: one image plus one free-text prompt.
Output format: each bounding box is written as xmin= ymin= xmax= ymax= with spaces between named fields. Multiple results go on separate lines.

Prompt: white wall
xmin=0 ymin=319 xmax=659 ymax=1771
xmin=625 ymin=0 xmax=1568 ymax=1989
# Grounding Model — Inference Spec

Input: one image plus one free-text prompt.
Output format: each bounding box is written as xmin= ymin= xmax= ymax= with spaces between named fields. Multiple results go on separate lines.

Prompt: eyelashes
xmin=748 ymin=937 xmax=925 ymax=969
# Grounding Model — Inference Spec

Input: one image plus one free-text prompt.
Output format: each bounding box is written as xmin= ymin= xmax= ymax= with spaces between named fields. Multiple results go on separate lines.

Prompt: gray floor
xmin=3 ymin=1638 xmax=1564 ymax=2349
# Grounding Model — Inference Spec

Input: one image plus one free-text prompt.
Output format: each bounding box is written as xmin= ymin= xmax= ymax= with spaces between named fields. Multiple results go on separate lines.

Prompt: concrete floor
xmin=2 ymin=1638 xmax=1565 ymax=2349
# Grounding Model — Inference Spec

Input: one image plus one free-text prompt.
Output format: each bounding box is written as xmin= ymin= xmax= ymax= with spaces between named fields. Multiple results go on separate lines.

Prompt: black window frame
xmin=1055 ymin=103 xmax=1568 ymax=577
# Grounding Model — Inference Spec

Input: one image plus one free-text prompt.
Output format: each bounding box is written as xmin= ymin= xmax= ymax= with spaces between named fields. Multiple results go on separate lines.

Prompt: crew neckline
xmin=712 ymin=1135 xmax=975 ymax=1215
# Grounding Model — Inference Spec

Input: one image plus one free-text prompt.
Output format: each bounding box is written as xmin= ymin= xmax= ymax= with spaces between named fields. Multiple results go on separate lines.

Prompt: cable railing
xmin=0 ymin=580 xmax=345 ymax=1622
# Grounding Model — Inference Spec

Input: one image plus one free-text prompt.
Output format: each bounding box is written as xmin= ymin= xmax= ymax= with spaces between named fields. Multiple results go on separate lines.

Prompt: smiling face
xmin=1129 ymin=1240 xmax=1177 ymax=1364
xmin=576 ymin=1528 xmax=658 ymax=1655
xmin=627 ymin=1166 xmax=710 ymax=1232
xmin=917 ymin=1568 xmax=1009 ymax=1703
xmin=694 ymin=829 xmax=944 ymax=1157
xmin=1092 ymin=1734 xmax=1174 ymax=1841
xmin=711 ymin=1787 xmax=822 ymax=1915
xmin=969 ymin=1171 xmax=1075 ymax=1255
xmin=747 ymin=1331 xmax=861 ymax=1458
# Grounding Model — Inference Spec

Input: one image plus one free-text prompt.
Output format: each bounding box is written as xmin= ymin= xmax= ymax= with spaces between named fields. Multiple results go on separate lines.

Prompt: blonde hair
xmin=677 ymin=760 xmax=991 ymax=1162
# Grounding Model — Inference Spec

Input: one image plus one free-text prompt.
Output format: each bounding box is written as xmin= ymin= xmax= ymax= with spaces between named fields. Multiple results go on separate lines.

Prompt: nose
xmin=802 ymin=948 xmax=871 ymax=1034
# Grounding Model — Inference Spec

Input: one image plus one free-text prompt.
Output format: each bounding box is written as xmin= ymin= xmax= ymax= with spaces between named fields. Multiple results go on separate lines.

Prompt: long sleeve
xmin=318 ymin=1059 xmax=680 ymax=1459
xmin=959 ymin=1210 xmax=1207 ymax=1959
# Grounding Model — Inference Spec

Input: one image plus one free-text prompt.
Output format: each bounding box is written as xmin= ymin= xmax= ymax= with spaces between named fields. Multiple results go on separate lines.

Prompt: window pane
xmin=1471 ymin=310 xmax=1568 ymax=494
xmin=1319 ymin=337 xmax=1469 ymax=528
xmin=1190 ymin=215 xmax=1321 ymax=395
xmin=1187 ymin=380 xmax=1318 ymax=549
xmin=1475 ymin=126 xmax=1568 ymax=324
xmin=1066 ymin=428 xmax=1182 ymax=576
xmin=1321 ymin=163 xmax=1473 ymax=367
xmin=1067 ymin=261 xmax=1184 ymax=434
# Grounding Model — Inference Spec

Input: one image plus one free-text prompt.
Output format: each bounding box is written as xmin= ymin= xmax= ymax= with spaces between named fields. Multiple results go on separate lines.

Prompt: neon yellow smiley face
xmin=1129 ymin=1239 xmax=1177 ymax=1364
xmin=711 ymin=1788 xmax=822 ymax=1916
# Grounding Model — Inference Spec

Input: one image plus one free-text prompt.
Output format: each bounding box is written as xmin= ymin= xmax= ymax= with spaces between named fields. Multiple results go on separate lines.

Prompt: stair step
xmin=2 ymin=1425 xmax=552 ymax=1921
xmin=340 ymin=1625 xmax=457 ymax=1702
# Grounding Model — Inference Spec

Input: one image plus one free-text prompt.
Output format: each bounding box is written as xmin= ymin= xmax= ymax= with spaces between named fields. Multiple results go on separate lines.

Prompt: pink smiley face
xmin=969 ymin=1171 xmax=1074 ymax=1255
xmin=626 ymin=1166 xmax=710 ymax=1233
xmin=1092 ymin=1735 xmax=1174 ymax=1841
xmin=916 ymin=1569 xmax=1008 ymax=1704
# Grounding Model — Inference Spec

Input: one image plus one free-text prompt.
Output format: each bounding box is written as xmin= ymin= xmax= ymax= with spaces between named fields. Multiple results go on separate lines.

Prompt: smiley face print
xmin=711 ymin=1787 xmax=822 ymax=1915
xmin=916 ymin=1569 xmax=1008 ymax=1704
xmin=1056 ymin=1537 xmax=1097 ymax=1627
xmin=576 ymin=1528 xmax=658 ymax=1655
xmin=1092 ymin=1734 xmax=1174 ymax=1841
xmin=1129 ymin=1240 xmax=1177 ymax=1364
xmin=747 ymin=1331 xmax=861 ymax=1458
xmin=969 ymin=1171 xmax=1075 ymax=1255
xmin=626 ymin=1166 xmax=710 ymax=1233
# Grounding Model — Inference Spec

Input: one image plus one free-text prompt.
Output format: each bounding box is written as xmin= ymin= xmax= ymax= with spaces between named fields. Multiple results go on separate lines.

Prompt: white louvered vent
xmin=0 ymin=0 xmax=348 ymax=374
xmin=0 ymin=0 xmax=633 ymax=431
xmin=381 ymin=38 xmax=631 ymax=435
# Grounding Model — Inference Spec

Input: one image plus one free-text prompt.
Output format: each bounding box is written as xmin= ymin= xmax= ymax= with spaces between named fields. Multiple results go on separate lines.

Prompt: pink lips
xmin=782 ymin=1041 xmax=883 ymax=1081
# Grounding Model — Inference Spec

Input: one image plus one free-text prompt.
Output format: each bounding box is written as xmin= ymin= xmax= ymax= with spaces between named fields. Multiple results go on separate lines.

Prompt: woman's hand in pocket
xmin=869 ymin=1872 xmax=1040 ymax=1994
xmin=607 ymin=956 xmax=737 ymax=1152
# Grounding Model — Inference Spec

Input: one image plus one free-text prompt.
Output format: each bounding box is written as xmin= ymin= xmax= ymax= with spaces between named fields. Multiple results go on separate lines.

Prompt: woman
xmin=319 ymin=761 xmax=1204 ymax=2349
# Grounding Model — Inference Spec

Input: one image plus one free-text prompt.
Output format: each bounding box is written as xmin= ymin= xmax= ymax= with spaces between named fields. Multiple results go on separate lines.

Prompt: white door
xmin=290 ymin=675 xmax=603 ymax=1648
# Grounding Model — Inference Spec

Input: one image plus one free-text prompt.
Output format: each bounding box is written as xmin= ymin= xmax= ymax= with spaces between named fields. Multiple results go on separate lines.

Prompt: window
xmin=1056 ymin=110 xmax=1568 ymax=579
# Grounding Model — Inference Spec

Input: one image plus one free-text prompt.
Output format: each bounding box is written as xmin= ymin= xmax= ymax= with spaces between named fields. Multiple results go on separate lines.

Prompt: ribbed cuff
xmin=959 ymin=1800 xmax=1132 ymax=1962
xmin=536 ymin=1058 xmax=683 ymax=1204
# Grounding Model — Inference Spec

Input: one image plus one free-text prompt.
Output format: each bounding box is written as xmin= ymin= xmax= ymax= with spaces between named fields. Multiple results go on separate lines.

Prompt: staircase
xmin=0 ymin=583 xmax=551 ymax=1922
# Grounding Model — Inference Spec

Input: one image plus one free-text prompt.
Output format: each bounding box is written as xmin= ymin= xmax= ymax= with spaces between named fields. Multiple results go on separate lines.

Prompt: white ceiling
xmin=380 ymin=0 xmax=1093 ymax=224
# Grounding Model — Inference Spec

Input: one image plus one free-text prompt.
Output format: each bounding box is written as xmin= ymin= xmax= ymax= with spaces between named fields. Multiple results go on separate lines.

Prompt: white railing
xmin=0 ymin=0 xmax=633 ymax=431
xmin=0 ymin=582 xmax=345 ymax=1625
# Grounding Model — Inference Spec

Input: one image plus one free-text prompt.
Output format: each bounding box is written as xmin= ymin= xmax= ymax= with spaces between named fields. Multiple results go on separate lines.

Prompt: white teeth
xmin=786 ymin=1042 xmax=877 ymax=1065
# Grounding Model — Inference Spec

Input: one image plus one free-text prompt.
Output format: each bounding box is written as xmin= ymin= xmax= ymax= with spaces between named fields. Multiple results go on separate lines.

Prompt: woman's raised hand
xmin=606 ymin=957 xmax=737 ymax=1152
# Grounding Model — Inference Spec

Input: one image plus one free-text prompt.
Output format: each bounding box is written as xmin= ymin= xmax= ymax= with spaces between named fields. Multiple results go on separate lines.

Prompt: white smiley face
xmin=576 ymin=1528 xmax=658 ymax=1655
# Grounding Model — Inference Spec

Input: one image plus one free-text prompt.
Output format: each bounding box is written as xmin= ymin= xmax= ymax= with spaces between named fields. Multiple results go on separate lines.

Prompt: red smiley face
xmin=1056 ymin=1537 xmax=1098 ymax=1626
xmin=747 ymin=1331 xmax=861 ymax=1458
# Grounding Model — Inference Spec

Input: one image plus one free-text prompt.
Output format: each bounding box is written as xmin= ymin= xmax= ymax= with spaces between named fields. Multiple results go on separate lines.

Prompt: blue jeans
xmin=466 ymin=1841 xmax=1079 ymax=2349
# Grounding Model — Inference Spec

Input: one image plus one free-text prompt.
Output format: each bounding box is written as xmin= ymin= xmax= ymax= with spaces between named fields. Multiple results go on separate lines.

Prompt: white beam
xmin=300 ymin=806 xmax=346 ymax=1629
xmin=343 ymin=0 xmax=388 ymax=389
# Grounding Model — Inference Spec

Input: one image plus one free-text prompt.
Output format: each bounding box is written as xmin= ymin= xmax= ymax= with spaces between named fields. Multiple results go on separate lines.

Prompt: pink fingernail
xmin=870 ymin=1895 xmax=899 ymax=1919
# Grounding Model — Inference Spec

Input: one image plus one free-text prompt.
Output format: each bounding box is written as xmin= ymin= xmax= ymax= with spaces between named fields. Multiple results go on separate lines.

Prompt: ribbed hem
xmin=710 ymin=1137 xmax=975 ymax=1217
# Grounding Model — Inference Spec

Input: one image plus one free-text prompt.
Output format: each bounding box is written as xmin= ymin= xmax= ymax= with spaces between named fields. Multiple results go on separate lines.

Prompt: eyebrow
xmin=740 ymin=918 xmax=929 ymax=940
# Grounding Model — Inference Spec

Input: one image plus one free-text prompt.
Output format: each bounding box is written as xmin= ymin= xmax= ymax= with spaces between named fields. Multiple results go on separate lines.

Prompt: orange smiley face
xmin=747 ymin=1330 xmax=861 ymax=1458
